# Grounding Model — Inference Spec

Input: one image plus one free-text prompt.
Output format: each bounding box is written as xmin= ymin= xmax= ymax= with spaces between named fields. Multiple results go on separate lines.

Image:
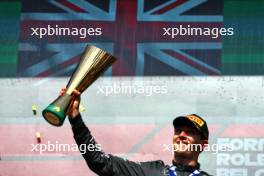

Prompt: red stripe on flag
xmin=163 ymin=50 xmax=219 ymax=75
xmin=37 ymin=55 xmax=81 ymax=77
xmin=58 ymin=0 xmax=87 ymax=12
xmin=152 ymin=0 xmax=188 ymax=15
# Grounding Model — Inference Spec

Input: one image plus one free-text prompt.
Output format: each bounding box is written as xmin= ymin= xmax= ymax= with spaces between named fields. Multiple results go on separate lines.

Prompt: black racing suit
xmin=69 ymin=114 xmax=212 ymax=176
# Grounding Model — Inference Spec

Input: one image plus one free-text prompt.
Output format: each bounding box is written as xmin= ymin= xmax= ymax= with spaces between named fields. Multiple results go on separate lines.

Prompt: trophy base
xmin=43 ymin=111 xmax=61 ymax=126
xmin=42 ymin=94 xmax=72 ymax=126
xmin=42 ymin=104 xmax=66 ymax=126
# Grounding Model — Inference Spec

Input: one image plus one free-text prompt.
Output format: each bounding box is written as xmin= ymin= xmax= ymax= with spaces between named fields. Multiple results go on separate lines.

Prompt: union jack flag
xmin=18 ymin=0 xmax=223 ymax=77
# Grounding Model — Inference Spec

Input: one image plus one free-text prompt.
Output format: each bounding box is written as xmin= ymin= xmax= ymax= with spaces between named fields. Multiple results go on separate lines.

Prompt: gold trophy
xmin=42 ymin=45 xmax=116 ymax=126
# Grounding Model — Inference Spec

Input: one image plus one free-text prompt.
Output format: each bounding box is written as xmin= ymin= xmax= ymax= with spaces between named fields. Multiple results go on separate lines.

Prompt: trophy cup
xmin=42 ymin=45 xmax=116 ymax=126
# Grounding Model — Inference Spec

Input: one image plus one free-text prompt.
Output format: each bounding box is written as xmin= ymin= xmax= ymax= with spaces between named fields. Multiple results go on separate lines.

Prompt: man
xmin=61 ymin=88 xmax=212 ymax=176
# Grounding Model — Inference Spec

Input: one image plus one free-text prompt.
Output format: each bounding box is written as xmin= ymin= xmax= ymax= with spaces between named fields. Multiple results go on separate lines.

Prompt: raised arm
xmin=62 ymin=88 xmax=160 ymax=176
xmin=60 ymin=88 xmax=114 ymax=175
xmin=69 ymin=114 xmax=116 ymax=175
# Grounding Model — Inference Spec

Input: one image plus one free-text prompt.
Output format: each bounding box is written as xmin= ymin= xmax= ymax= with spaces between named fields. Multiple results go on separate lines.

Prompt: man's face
xmin=172 ymin=125 xmax=208 ymax=158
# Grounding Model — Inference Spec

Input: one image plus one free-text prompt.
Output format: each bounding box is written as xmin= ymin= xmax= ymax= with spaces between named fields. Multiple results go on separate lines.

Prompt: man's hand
xmin=59 ymin=88 xmax=81 ymax=119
